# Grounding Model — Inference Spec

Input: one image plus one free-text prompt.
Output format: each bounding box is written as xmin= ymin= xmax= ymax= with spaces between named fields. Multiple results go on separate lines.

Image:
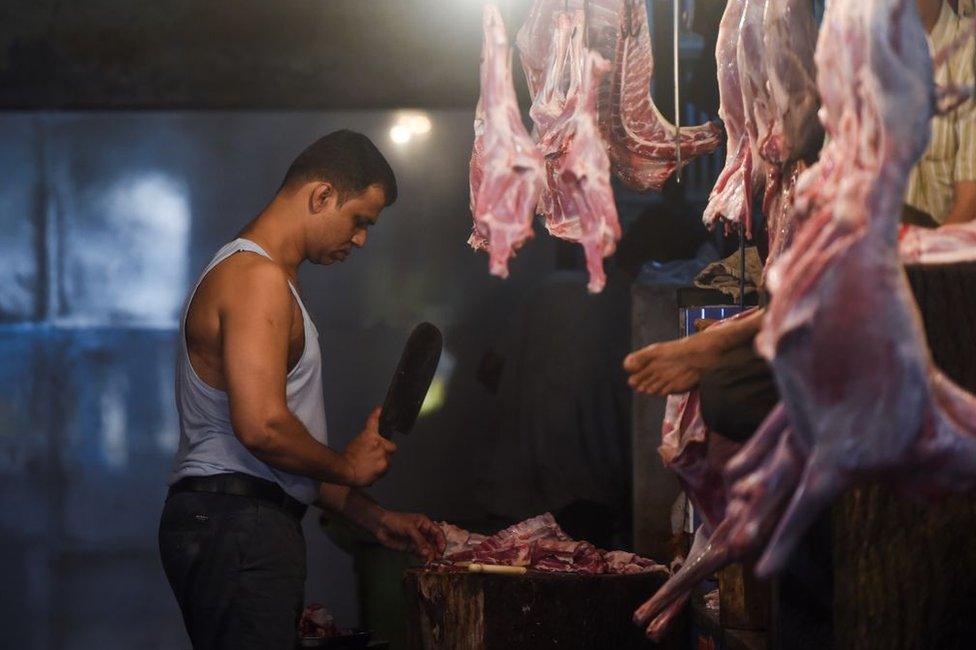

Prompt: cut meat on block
xmin=468 ymin=4 xmax=546 ymax=279
xmin=431 ymin=513 xmax=669 ymax=575
xmin=899 ymin=221 xmax=976 ymax=264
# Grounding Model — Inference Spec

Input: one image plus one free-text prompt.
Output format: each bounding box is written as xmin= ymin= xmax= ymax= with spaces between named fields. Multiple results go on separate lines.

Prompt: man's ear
xmin=309 ymin=182 xmax=335 ymax=214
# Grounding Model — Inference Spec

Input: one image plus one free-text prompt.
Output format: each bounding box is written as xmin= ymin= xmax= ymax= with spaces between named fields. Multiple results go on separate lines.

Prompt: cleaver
xmin=378 ymin=322 xmax=443 ymax=438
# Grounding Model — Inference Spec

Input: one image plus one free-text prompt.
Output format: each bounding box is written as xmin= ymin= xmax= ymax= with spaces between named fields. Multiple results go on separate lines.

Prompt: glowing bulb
xmin=390 ymin=124 xmax=412 ymax=144
xmin=404 ymin=113 xmax=432 ymax=134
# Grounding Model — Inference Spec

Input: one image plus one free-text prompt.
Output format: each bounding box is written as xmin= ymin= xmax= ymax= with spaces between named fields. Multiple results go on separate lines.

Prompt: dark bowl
xmin=298 ymin=629 xmax=372 ymax=649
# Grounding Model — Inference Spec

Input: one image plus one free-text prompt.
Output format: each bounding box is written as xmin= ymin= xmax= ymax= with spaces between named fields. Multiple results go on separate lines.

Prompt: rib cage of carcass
xmin=633 ymin=0 xmax=976 ymax=639
xmin=470 ymin=1 xmax=721 ymax=292
xmin=518 ymin=0 xmax=723 ymax=193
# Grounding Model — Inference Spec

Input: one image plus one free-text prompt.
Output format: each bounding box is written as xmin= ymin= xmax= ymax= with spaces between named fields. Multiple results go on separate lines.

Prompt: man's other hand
xmin=375 ymin=511 xmax=447 ymax=562
xmin=340 ymin=408 xmax=396 ymax=487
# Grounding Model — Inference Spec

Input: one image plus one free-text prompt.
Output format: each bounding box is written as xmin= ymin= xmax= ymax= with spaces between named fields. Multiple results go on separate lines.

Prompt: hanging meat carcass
xmin=468 ymin=4 xmax=546 ymax=278
xmin=752 ymin=0 xmax=976 ymax=576
xmin=531 ymin=10 xmax=622 ymax=292
xmin=760 ymin=0 xmax=822 ymax=267
xmin=518 ymin=0 xmax=722 ymax=192
xmin=637 ymin=0 xmax=976 ymax=636
xmin=602 ymin=0 xmax=723 ymax=191
xmin=701 ymin=0 xmax=756 ymax=237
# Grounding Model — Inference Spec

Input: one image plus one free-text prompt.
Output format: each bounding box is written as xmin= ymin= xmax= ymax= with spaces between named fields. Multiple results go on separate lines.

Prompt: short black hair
xmin=280 ymin=130 xmax=398 ymax=206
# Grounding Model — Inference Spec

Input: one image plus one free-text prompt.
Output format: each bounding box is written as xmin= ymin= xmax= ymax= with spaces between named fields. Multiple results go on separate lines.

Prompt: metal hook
xmin=583 ymin=0 xmax=590 ymax=49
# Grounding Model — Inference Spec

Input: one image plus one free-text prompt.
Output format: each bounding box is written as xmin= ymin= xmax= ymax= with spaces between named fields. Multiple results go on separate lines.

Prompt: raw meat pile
xmin=634 ymin=0 xmax=976 ymax=638
xmin=429 ymin=513 xmax=668 ymax=575
xmin=469 ymin=1 xmax=722 ymax=292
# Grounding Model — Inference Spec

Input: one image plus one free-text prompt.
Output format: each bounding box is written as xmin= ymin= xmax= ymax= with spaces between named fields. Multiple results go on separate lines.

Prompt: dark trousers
xmin=158 ymin=491 xmax=306 ymax=649
xmin=699 ymin=341 xmax=779 ymax=443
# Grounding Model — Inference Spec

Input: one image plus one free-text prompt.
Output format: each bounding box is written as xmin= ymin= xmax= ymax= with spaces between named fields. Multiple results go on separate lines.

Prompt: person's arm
xmin=316 ymin=483 xmax=446 ymax=561
xmin=623 ymin=308 xmax=765 ymax=395
xmin=945 ymin=33 xmax=976 ymax=225
xmin=943 ymin=181 xmax=976 ymax=224
xmin=223 ymin=262 xmax=394 ymax=487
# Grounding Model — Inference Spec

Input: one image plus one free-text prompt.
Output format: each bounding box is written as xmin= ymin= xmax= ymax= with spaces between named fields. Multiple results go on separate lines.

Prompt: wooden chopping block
xmin=403 ymin=568 xmax=681 ymax=650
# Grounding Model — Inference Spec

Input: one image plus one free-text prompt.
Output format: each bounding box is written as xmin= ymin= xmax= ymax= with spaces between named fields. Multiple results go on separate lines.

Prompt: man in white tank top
xmin=159 ymin=130 xmax=446 ymax=649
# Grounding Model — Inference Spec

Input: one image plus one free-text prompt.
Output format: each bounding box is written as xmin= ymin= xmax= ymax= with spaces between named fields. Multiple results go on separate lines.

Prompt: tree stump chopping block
xmin=832 ymin=263 xmax=976 ymax=649
xmin=404 ymin=569 xmax=681 ymax=650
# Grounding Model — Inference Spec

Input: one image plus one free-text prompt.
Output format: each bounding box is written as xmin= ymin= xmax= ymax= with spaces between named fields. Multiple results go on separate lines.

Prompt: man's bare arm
xmin=222 ymin=262 xmax=393 ymax=486
xmin=943 ymin=180 xmax=976 ymax=225
xmin=623 ymin=308 xmax=765 ymax=396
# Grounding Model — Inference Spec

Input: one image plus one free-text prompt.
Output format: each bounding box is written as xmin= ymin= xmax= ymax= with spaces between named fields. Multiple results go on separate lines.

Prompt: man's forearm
xmin=698 ymin=308 xmax=765 ymax=354
xmin=238 ymin=411 xmax=353 ymax=485
xmin=317 ymin=483 xmax=385 ymax=533
xmin=943 ymin=180 xmax=976 ymax=225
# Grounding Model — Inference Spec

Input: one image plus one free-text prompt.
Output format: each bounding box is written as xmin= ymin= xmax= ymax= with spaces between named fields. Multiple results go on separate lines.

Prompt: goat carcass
xmin=469 ymin=4 xmax=546 ymax=279
xmin=518 ymin=0 xmax=722 ymax=192
xmin=701 ymin=0 xmax=756 ymax=237
xmin=534 ymin=14 xmax=622 ymax=293
xmin=637 ymin=0 xmax=976 ymax=635
xmin=602 ymin=0 xmax=723 ymax=191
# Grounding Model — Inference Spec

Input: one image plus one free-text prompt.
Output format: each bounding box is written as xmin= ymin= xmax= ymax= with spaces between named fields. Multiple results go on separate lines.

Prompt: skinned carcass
xmin=533 ymin=13 xmax=622 ymax=293
xmin=636 ymin=0 xmax=976 ymax=636
xmin=518 ymin=0 xmax=722 ymax=192
xmin=701 ymin=0 xmax=756 ymax=237
xmin=761 ymin=0 xmax=822 ymax=168
xmin=751 ymin=0 xmax=976 ymax=577
xmin=469 ymin=5 xmax=546 ymax=279
xmin=602 ymin=0 xmax=723 ymax=191
xmin=736 ymin=0 xmax=774 ymax=221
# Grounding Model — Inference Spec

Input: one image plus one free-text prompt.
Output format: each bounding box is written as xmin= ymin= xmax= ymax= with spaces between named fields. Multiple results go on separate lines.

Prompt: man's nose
xmin=352 ymin=230 xmax=367 ymax=248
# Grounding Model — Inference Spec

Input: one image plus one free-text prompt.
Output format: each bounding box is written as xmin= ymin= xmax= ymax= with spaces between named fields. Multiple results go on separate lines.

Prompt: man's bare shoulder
xmin=195 ymin=251 xmax=292 ymax=314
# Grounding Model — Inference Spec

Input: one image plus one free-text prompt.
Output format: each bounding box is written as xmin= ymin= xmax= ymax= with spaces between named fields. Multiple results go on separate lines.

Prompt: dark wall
xmin=0 ymin=0 xmax=533 ymax=110
xmin=0 ymin=110 xmax=556 ymax=649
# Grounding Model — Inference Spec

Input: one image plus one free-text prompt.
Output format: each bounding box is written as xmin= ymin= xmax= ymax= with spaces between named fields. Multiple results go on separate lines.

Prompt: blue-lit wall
xmin=0 ymin=111 xmax=557 ymax=649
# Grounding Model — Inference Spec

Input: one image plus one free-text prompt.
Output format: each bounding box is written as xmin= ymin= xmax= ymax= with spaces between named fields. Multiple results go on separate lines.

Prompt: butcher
xmin=158 ymin=130 xmax=446 ymax=649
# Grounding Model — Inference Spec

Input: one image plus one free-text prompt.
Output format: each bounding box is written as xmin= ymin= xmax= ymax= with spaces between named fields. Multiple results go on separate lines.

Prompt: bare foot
xmin=623 ymin=332 xmax=723 ymax=396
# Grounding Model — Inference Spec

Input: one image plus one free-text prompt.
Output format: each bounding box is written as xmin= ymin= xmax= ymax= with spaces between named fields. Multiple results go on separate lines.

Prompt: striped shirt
xmin=904 ymin=0 xmax=976 ymax=224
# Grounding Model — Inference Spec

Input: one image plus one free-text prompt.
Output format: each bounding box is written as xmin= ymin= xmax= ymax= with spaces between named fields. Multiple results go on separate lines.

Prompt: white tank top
xmin=168 ymin=238 xmax=327 ymax=504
